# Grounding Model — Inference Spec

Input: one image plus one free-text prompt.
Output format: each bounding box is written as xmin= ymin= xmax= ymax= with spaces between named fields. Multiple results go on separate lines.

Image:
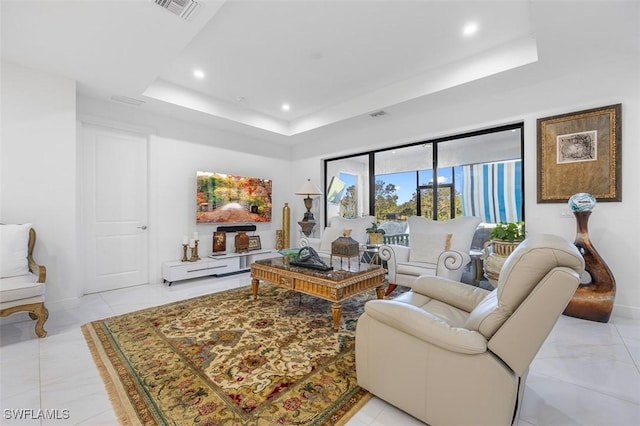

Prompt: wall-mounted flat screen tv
xmin=196 ymin=172 xmax=272 ymax=223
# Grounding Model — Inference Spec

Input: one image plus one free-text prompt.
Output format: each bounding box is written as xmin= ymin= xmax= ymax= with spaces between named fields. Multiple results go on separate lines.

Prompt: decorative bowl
xmin=568 ymin=193 xmax=596 ymax=212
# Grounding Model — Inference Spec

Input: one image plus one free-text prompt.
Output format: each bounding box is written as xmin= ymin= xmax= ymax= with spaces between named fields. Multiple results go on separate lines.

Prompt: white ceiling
xmin=1 ymin=1 xmax=638 ymax=143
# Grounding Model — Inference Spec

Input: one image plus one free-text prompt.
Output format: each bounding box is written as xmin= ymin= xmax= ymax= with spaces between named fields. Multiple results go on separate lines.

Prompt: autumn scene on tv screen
xmin=196 ymin=172 xmax=272 ymax=223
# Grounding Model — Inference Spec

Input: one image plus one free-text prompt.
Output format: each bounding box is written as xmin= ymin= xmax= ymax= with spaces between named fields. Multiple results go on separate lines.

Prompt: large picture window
xmin=323 ymin=124 xmax=524 ymax=228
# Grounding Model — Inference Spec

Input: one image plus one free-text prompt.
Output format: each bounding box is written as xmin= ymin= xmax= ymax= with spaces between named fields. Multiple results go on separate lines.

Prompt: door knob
xmin=138 ymin=225 xmax=148 ymax=230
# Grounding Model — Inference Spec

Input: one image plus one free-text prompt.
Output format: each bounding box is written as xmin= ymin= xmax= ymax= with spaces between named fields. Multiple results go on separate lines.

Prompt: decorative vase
xmin=563 ymin=210 xmax=615 ymax=322
xmin=235 ymin=231 xmax=249 ymax=253
xmin=275 ymin=230 xmax=284 ymax=250
xmin=282 ymin=203 xmax=290 ymax=249
xmin=482 ymin=239 xmax=521 ymax=286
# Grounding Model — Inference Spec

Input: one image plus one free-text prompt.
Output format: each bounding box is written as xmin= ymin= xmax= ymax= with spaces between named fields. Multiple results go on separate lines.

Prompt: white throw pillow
xmin=409 ymin=232 xmax=453 ymax=264
xmin=407 ymin=215 xmax=481 ymax=252
xmin=0 ymin=223 xmax=32 ymax=278
xmin=319 ymin=227 xmax=346 ymax=252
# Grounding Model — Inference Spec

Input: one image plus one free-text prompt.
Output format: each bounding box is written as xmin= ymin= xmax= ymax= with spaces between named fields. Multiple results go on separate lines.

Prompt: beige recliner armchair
xmin=356 ymin=233 xmax=584 ymax=426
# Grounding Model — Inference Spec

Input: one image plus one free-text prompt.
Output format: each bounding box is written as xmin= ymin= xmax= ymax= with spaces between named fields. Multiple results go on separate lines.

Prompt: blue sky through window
xmin=377 ymin=169 xmax=454 ymax=204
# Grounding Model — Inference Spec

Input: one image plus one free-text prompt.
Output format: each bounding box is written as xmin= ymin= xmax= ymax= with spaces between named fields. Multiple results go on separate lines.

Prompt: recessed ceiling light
xmin=282 ymin=103 xmax=291 ymax=111
xmin=463 ymin=22 xmax=478 ymax=36
xmin=193 ymin=69 xmax=205 ymax=79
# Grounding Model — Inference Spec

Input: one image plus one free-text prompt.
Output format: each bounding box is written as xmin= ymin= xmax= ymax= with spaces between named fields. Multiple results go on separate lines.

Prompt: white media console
xmin=162 ymin=249 xmax=278 ymax=285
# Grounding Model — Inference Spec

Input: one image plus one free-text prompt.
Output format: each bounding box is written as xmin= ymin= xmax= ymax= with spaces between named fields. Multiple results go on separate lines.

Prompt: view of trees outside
xmin=326 ymin=126 xmax=523 ymax=225
xmin=339 ymin=184 xmax=358 ymax=218
xmin=350 ymin=168 xmax=462 ymax=222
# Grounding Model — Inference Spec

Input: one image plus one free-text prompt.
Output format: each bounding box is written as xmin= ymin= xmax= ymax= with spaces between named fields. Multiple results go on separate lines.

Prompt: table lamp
xmin=295 ymin=178 xmax=323 ymax=221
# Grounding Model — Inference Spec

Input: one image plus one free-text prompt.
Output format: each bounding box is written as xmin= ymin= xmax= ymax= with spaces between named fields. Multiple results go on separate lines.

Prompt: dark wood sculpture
xmin=563 ymin=211 xmax=615 ymax=322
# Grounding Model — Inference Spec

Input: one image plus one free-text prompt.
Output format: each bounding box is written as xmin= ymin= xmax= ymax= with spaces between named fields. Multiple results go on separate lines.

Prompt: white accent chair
xmin=356 ymin=234 xmax=584 ymax=426
xmin=300 ymin=215 xmax=376 ymax=260
xmin=0 ymin=224 xmax=48 ymax=337
xmin=380 ymin=216 xmax=482 ymax=295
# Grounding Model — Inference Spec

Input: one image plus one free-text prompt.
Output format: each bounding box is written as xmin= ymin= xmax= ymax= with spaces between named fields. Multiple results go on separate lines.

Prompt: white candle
xmin=193 ymin=231 xmax=199 ymax=240
xmin=189 ymin=239 xmax=196 ymax=248
xmin=182 ymin=235 xmax=188 ymax=245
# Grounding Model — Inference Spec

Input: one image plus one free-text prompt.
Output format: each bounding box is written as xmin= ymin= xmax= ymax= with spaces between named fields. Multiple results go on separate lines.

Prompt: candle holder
xmin=190 ymin=240 xmax=201 ymax=262
xmin=181 ymin=244 xmax=189 ymax=262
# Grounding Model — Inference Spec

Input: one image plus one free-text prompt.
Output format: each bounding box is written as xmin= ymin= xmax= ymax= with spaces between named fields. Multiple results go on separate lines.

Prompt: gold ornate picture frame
xmin=537 ymin=104 xmax=621 ymax=203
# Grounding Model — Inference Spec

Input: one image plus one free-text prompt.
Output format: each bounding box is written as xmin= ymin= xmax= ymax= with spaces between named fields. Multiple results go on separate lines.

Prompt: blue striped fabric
xmin=460 ymin=160 xmax=523 ymax=223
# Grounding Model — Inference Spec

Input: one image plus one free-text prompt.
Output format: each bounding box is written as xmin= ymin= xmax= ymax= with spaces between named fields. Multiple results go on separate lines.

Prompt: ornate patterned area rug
xmin=82 ymin=283 xmax=382 ymax=425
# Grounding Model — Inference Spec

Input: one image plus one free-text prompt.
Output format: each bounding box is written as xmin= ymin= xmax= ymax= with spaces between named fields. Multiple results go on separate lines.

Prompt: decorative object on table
xmin=186 ymin=232 xmax=201 ymax=262
xmin=82 ymin=284 xmax=378 ymax=426
xmin=212 ymin=231 xmax=226 ymax=254
xmin=331 ymin=229 xmax=360 ymax=270
xmin=248 ymin=235 xmax=261 ymax=251
xmin=563 ymin=193 xmax=615 ymax=322
xmin=235 ymin=231 xmax=249 ymax=253
xmin=365 ymin=222 xmax=386 ymax=245
xmin=290 ymin=246 xmax=333 ymax=271
xmin=278 ymin=247 xmax=301 ymax=265
xmin=181 ymin=235 xmax=189 ymax=262
xmin=282 ymin=203 xmax=290 ymax=249
xmin=275 ymin=229 xmax=284 ymax=250
xmin=537 ymin=103 xmax=621 ymax=203
xmin=483 ymin=221 xmax=525 ymax=285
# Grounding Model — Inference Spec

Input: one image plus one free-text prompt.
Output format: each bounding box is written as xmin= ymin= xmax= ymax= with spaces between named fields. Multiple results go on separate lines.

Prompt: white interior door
xmin=82 ymin=124 xmax=149 ymax=294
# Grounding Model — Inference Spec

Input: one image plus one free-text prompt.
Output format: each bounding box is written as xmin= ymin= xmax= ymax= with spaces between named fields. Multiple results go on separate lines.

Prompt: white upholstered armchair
xmin=0 ymin=224 xmax=48 ymax=337
xmin=356 ymin=234 xmax=584 ymax=426
xmin=380 ymin=215 xmax=482 ymax=295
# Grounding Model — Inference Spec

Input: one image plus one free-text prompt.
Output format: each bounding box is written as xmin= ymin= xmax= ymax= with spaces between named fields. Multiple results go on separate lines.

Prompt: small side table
xmin=361 ymin=244 xmax=382 ymax=265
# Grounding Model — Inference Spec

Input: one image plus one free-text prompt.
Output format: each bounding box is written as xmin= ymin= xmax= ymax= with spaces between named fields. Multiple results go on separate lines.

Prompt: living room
xmin=1 ymin=1 xmax=639 ymax=425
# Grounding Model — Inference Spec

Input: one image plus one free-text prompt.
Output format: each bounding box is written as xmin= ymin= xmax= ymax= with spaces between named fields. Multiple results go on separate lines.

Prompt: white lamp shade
xmin=295 ymin=179 xmax=322 ymax=196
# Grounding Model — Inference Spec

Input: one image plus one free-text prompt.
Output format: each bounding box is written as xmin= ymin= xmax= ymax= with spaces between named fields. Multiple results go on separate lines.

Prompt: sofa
xmin=356 ymin=233 xmax=584 ymax=426
xmin=300 ymin=215 xmax=376 ymax=260
xmin=380 ymin=215 xmax=482 ymax=295
xmin=0 ymin=223 xmax=48 ymax=337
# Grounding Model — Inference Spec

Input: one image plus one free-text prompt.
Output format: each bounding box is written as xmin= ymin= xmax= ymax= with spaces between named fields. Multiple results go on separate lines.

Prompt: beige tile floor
xmin=1 ymin=273 xmax=639 ymax=425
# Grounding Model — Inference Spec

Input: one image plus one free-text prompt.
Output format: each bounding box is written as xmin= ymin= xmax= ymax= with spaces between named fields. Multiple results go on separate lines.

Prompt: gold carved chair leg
xmin=1 ymin=302 xmax=49 ymax=338
xmin=33 ymin=303 xmax=49 ymax=338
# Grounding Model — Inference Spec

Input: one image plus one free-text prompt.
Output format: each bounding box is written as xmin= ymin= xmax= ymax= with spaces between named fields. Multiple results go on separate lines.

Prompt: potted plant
xmin=490 ymin=221 xmax=526 ymax=243
xmin=366 ymin=222 xmax=386 ymax=245
xmin=483 ymin=221 xmax=525 ymax=284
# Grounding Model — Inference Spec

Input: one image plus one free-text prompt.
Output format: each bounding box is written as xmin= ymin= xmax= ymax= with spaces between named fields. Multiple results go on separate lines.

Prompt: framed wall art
xmin=248 ymin=236 xmax=262 ymax=251
xmin=537 ymin=104 xmax=621 ymax=203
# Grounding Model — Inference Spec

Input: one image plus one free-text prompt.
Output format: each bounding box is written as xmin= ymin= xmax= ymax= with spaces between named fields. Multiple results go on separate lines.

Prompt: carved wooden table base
xmin=251 ymin=258 xmax=386 ymax=331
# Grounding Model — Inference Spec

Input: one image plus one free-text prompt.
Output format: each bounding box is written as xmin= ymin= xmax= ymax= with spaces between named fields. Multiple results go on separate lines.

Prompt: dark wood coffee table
xmin=250 ymin=257 xmax=386 ymax=331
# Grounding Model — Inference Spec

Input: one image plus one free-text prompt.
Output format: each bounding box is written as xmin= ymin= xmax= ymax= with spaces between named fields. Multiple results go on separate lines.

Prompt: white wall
xmin=291 ymin=54 xmax=640 ymax=318
xmin=1 ymin=62 xmax=80 ymax=308
xmin=148 ymin=135 xmax=293 ymax=283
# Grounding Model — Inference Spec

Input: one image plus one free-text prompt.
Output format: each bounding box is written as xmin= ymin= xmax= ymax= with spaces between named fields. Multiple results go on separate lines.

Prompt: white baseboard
xmin=612 ymin=303 xmax=640 ymax=320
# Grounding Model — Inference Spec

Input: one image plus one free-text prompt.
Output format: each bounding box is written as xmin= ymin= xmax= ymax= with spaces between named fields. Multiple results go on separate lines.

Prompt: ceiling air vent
xmin=153 ymin=0 xmax=201 ymax=21
xmin=369 ymin=110 xmax=388 ymax=118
